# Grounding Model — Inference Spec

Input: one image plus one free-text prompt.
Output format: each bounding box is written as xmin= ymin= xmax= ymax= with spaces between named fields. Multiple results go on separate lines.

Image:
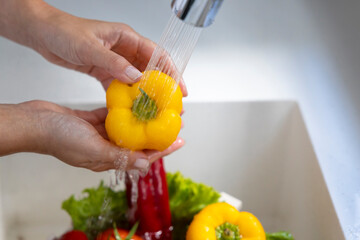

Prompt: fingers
xmin=73 ymin=107 xmax=108 ymax=125
xmin=132 ymin=35 xmax=157 ymax=72
xmin=90 ymin=43 xmax=143 ymax=84
xmin=91 ymin=137 xmax=185 ymax=172
xmin=20 ymin=100 xmax=184 ymax=174
xmin=114 ymin=27 xmax=189 ymax=96
xmin=144 ymin=138 xmax=185 ymax=164
xmin=57 ymin=105 xmax=185 ymax=173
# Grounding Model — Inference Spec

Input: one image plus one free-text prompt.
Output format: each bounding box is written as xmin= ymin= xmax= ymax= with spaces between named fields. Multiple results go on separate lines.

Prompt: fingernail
xmin=125 ymin=66 xmax=142 ymax=82
xmin=176 ymin=138 xmax=185 ymax=145
xmin=134 ymin=158 xmax=149 ymax=170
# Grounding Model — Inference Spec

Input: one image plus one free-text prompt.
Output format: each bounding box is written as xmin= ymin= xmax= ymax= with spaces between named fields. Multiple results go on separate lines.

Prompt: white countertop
xmin=1 ymin=0 xmax=360 ymax=239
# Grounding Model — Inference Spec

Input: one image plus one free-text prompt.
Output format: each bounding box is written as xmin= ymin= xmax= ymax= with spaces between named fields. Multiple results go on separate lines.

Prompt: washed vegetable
xmin=61 ymin=172 xmax=293 ymax=240
xmin=62 ymin=181 xmax=128 ymax=239
xmin=97 ymin=222 xmax=142 ymax=240
xmin=105 ymin=70 xmax=183 ymax=151
xmin=186 ymin=202 xmax=266 ymax=240
xmin=167 ymin=171 xmax=221 ymax=220
xmin=59 ymin=230 xmax=88 ymax=240
xmin=126 ymin=158 xmax=172 ymax=239
xmin=61 ymin=172 xmax=222 ymax=239
xmin=266 ymin=231 xmax=294 ymax=240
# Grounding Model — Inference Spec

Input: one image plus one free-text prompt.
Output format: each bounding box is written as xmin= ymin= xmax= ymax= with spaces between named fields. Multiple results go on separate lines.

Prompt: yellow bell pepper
xmin=186 ymin=202 xmax=266 ymax=240
xmin=105 ymin=70 xmax=183 ymax=151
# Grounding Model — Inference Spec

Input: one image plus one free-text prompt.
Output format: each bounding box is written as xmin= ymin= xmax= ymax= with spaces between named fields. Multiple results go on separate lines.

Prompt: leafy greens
xmin=62 ymin=172 xmax=293 ymax=240
xmin=167 ymin=172 xmax=221 ymax=220
xmin=62 ymin=181 xmax=128 ymax=239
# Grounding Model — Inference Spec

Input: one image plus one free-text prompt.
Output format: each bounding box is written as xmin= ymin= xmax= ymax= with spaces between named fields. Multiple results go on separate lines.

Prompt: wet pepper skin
xmin=105 ymin=70 xmax=182 ymax=151
xmin=186 ymin=202 xmax=266 ymax=240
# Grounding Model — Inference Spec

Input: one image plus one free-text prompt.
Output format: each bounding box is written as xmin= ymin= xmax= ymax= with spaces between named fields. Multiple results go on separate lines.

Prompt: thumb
xmin=90 ymin=44 xmax=143 ymax=84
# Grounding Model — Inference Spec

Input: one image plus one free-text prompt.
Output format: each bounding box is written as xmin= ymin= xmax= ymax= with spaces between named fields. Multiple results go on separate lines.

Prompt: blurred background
xmin=1 ymin=0 xmax=360 ymax=238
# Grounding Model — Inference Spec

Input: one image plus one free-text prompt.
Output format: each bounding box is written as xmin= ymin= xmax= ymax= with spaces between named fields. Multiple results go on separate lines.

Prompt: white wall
xmin=0 ymin=0 xmax=333 ymax=104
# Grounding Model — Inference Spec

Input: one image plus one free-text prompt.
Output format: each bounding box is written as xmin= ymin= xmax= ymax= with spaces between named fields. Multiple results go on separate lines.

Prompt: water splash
xmin=137 ymin=13 xmax=202 ymax=116
xmin=126 ymin=170 xmax=141 ymax=221
xmin=114 ymin=148 xmax=130 ymax=184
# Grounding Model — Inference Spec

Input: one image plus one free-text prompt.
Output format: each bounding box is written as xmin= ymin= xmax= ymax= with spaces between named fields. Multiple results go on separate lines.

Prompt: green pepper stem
xmin=132 ymin=88 xmax=158 ymax=121
xmin=139 ymin=88 xmax=148 ymax=98
xmin=215 ymin=222 xmax=241 ymax=240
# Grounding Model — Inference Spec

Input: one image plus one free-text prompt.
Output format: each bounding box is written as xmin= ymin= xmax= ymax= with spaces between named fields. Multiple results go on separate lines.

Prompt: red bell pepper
xmin=126 ymin=158 xmax=172 ymax=240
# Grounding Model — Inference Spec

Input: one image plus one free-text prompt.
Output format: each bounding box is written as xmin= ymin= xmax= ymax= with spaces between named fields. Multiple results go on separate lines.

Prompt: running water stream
xmin=114 ymin=11 xmax=203 ymax=212
xmin=98 ymin=11 xmax=203 ymax=240
xmin=136 ymin=13 xmax=202 ymax=117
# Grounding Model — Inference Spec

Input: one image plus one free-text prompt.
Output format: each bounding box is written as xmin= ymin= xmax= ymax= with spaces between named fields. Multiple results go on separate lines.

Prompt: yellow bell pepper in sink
xmin=105 ymin=70 xmax=183 ymax=151
xmin=186 ymin=202 xmax=266 ymax=240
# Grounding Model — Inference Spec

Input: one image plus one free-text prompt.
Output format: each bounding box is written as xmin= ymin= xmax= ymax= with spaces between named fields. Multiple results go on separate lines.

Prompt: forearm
xmin=0 ymin=103 xmax=44 ymax=156
xmin=0 ymin=0 xmax=59 ymax=50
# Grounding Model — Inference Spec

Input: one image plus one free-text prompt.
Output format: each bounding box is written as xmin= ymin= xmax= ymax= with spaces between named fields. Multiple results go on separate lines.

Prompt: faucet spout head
xmin=171 ymin=0 xmax=224 ymax=27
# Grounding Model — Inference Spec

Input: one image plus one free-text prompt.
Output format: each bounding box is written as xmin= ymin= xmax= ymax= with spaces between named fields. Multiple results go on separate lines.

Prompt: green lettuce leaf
xmin=62 ymin=181 xmax=128 ymax=239
xmin=167 ymin=172 xmax=221 ymax=220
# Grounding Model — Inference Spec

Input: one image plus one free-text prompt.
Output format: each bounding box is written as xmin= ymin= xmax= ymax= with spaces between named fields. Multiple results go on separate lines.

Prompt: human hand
xmin=0 ymin=101 xmax=184 ymax=172
xmin=0 ymin=0 xmax=187 ymax=171
xmin=33 ymin=12 xmax=156 ymax=90
xmin=0 ymin=0 xmax=187 ymax=94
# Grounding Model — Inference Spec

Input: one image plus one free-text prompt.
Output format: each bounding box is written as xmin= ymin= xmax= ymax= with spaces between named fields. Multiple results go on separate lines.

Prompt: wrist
xmin=0 ymin=103 xmax=47 ymax=156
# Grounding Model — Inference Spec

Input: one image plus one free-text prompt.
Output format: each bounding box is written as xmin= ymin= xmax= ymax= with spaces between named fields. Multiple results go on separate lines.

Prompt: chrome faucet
xmin=171 ymin=0 xmax=224 ymax=27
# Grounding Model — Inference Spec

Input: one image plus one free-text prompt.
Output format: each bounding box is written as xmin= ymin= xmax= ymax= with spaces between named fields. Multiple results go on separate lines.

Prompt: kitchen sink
xmin=0 ymin=102 xmax=344 ymax=239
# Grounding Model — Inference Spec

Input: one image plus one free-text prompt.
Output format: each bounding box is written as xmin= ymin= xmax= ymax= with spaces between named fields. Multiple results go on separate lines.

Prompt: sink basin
xmin=0 ymin=101 xmax=344 ymax=239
